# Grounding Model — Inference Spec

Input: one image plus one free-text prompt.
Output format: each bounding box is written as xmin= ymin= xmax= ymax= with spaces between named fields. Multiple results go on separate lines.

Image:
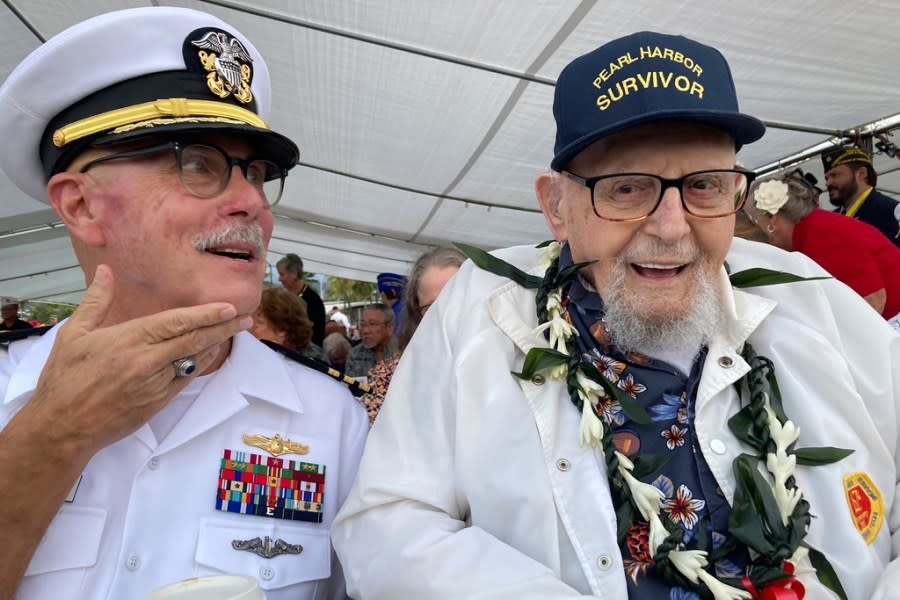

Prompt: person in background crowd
xmin=0 ymin=8 xmax=366 ymax=598
xmin=746 ymin=171 xmax=900 ymax=327
xmin=823 ymin=145 xmax=900 ymax=246
xmin=276 ymin=253 xmax=327 ymax=345
xmin=344 ymin=303 xmax=397 ymax=379
xmin=332 ymin=31 xmax=900 ymax=599
xmin=376 ymin=272 xmax=407 ymax=335
xmin=358 ymin=247 xmax=466 ymax=425
xmin=0 ymin=303 xmax=31 ymax=331
xmin=323 ymin=331 xmax=352 ymax=373
xmin=329 ymin=305 xmax=351 ymax=336
xmin=324 ymin=318 xmax=347 ymax=340
xmin=251 ymin=286 xmax=327 ymax=361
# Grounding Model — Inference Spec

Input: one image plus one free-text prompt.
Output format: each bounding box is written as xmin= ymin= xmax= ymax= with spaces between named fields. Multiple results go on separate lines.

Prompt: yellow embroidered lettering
xmin=658 ymin=72 xmax=673 ymax=87
xmin=608 ymin=82 xmax=625 ymax=102
xmin=690 ymin=81 xmax=704 ymax=98
xmin=636 ymin=72 xmax=654 ymax=88
xmin=639 ymin=46 xmax=652 ymax=60
xmin=674 ymin=75 xmax=691 ymax=92
xmin=596 ymin=94 xmax=611 ymax=110
xmin=621 ymin=76 xmax=638 ymax=94
xmin=674 ymin=51 xmax=684 ymax=64
xmin=618 ymin=52 xmax=635 ymax=68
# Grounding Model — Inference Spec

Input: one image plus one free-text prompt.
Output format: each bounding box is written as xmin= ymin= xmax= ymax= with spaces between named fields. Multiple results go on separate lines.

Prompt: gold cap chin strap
xmin=53 ymin=97 xmax=268 ymax=147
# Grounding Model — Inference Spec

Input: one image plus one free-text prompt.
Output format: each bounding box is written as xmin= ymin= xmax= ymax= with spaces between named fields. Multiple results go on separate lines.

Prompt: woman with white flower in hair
xmin=745 ymin=172 xmax=900 ymax=325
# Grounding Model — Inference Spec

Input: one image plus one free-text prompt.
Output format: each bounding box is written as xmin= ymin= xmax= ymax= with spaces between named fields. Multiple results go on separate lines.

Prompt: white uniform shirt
xmin=1 ymin=330 xmax=368 ymax=599
xmin=332 ymin=239 xmax=900 ymax=600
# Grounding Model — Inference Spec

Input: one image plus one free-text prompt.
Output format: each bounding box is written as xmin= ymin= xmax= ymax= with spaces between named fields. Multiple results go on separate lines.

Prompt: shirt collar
xmin=4 ymin=327 xmax=304 ymax=415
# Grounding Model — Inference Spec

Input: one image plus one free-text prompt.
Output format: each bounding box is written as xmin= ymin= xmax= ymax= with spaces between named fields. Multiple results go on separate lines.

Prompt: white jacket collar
xmin=485 ymin=247 xmax=777 ymax=369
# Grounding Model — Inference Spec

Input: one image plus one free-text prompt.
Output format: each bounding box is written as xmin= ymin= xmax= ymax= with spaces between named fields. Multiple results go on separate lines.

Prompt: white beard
xmin=601 ymin=257 xmax=722 ymax=364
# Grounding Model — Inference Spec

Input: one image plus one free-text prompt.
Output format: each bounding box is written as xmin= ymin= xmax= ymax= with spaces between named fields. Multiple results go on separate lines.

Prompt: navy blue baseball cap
xmin=550 ymin=31 xmax=765 ymax=171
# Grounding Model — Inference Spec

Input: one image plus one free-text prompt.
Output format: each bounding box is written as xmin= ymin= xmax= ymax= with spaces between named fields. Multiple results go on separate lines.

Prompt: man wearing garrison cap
xmin=333 ymin=31 xmax=900 ymax=599
xmin=822 ymin=145 xmax=900 ymax=246
xmin=377 ymin=272 xmax=408 ymax=335
xmin=0 ymin=8 xmax=366 ymax=598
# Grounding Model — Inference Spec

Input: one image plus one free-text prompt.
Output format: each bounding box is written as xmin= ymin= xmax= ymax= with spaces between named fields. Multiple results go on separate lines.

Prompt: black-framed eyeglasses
xmin=560 ymin=168 xmax=756 ymax=222
xmin=79 ymin=141 xmax=287 ymax=206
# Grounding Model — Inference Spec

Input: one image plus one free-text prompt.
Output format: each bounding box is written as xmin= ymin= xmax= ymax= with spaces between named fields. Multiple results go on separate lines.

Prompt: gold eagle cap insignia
xmin=190 ymin=30 xmax=254 ymax=104
xmin=242 ymin=433 xmax=309 ymax=457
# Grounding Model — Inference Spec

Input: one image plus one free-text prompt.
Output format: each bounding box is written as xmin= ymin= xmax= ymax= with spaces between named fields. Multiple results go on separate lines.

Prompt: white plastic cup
xmin=141 ymin=575 xmax=266 ymax=600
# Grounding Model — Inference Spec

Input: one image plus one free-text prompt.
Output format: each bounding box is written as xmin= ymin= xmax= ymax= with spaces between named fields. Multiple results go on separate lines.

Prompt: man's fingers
xmin=149 ymin=314 xmax=253 ymax=368
xmin=137 ymin=303 xmax=242 ymax=345
xmin=63 ymin=265 xmax=114 ymax=336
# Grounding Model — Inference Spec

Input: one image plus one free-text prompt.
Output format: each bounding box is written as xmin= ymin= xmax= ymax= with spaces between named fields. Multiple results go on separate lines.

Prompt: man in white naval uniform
xmin=0 ymin=7 xmax=366 ymax=599
xmin=332 ymin=31 xmax=900 ymax=599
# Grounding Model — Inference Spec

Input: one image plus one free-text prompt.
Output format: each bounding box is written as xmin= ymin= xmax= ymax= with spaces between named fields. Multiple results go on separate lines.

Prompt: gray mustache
xmin=191 ymin=223 xmax=265 ymax=255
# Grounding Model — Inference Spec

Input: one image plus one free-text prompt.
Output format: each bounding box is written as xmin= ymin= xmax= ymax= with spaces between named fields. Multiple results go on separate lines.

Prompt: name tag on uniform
xmin=64 ymin=474 xmax=83 ymax=503
xmin=215 ymin=449 xmax=326 ymax=523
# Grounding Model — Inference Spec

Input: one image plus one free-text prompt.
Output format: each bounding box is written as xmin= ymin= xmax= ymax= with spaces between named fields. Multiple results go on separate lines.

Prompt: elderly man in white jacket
xmin=332 ymin=31 xmax=900 ymax=600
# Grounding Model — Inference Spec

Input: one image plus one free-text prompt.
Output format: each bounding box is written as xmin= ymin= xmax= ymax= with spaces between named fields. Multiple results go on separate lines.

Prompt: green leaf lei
xmin=456 ymin=241 xmax=851 ymax=600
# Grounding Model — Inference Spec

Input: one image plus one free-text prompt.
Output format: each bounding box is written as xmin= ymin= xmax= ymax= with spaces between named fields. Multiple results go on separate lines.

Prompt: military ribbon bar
xmin=215 ymin=449 xmax=326 ymax=522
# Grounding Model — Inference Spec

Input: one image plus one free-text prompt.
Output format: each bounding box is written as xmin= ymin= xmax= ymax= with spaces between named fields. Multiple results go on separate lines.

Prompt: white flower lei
xmin=533 ymin=241 xmax=811 ymax=599
xmin=455 ymin=238 xmax=849 ymax=598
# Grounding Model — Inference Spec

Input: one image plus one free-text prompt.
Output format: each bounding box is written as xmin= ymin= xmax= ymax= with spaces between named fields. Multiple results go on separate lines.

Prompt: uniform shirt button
xmin=556 ymin=458 xmax=571 ymax=471
xmin=710 ymin=439 xmax=727 ymax=455
xmin=531 ymin=374 xmax=546 ymax=385
xmin=597 ymin=554 xmax=613 ymax=570
xmin=259 ymin=566 xmax=275 ymax=581
xmin=125 ymin=553 xmax=140 ymax=571
xmin=717 ymin=356 xmax=734 ymax=368
xmin=148 ymin=457 xmax=160 ymax=470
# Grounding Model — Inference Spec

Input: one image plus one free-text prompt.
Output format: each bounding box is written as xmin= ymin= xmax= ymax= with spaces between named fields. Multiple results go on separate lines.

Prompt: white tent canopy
xmin=2 ymin=0 xmax=899 ymax=305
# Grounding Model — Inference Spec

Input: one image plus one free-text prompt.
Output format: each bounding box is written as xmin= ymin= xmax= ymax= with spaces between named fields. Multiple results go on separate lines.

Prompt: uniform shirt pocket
xmin=25 ymin=506 xmax=107 ymax=576
xmin=17 ymin=506 xmax=106 ymax=599
xmin=195 ymin=517 xmax=331 ymax=592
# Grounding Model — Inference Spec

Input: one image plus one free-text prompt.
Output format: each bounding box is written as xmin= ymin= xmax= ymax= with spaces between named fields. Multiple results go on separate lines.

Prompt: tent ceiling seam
xmin=274 ymin=212 xmax=437 ymax=248
xmin=410 ymin=0 xmax=598 ymax=242
xmin=1 ymin=0 xmax=45 ymax=42
xmin=198 ymin=0 xmax=555 ymax=85
xmin=0 ymin=263 xmax=80 ymax=283
xmin=269 ymin=233 xmax=420 ymax=265
xmin=293 ymin=162 xmax=542 ymax=214
xmin=27 ymin=287 xmax=86 ymax=301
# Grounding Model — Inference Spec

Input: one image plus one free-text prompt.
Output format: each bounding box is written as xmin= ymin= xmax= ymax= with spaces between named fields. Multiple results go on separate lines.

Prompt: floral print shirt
xmin=561 ymin=249 xmax=749 ymax=599
xmin=359 ymin=354 xmax=401 ymax=426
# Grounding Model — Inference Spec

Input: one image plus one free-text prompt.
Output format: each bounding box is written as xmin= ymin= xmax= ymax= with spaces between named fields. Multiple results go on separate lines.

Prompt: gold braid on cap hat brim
xmin=827 ymin=149 xmax=872 ymax=170
xmin=52 ymin=98 xmax=268 ymax=147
